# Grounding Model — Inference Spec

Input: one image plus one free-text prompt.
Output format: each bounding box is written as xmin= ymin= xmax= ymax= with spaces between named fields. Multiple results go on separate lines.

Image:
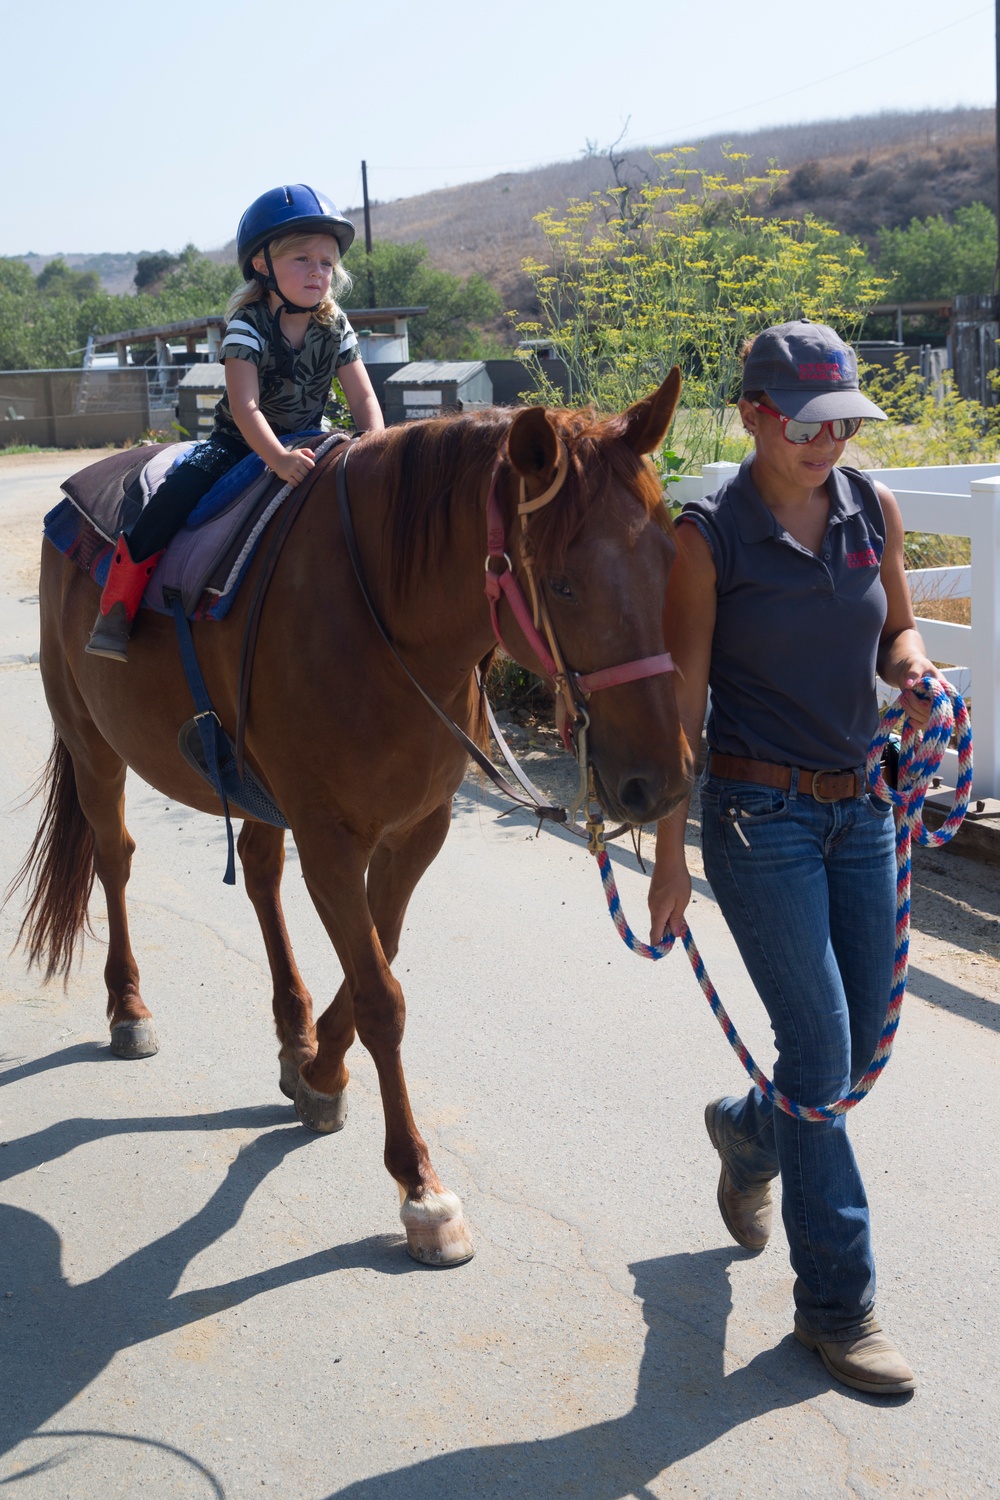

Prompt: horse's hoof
xmin=279 ymin=1057 xmax=300 ymax=1099
xmin=400 ymin=1188 xmax=475 ymax=1267
xmin=110 ymin=1019 xmax=159 ymax=1059
xmin=295 ymin=1076 xmax=348 ymax=1134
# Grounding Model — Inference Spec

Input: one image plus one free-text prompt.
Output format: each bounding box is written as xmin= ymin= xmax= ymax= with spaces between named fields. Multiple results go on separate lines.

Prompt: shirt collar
xmin=731 ymin=456 xmax=860 ymax=543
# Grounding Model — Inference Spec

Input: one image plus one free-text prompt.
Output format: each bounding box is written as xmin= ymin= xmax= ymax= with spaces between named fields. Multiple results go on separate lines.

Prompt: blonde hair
xmin=225 ymin=231 xmax=352 ymax=327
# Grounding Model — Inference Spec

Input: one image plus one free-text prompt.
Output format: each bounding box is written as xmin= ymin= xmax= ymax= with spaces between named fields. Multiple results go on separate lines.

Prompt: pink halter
xmin=482 ymin=440 xmax=674 ymax=752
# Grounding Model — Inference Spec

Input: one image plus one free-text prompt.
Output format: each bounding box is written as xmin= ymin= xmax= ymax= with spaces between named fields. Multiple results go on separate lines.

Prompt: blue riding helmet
xmin=236 ymin=185 xmax=356 ymax=279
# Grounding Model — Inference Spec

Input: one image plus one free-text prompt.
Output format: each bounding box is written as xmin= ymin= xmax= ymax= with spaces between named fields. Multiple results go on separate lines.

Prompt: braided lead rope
xmin=595 ymin=678 xmax=972 ymax=1121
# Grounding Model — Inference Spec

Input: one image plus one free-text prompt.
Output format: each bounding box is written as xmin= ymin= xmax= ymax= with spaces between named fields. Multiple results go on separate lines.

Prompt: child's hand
xmin=272 ymin=448 xmax=317 ymax=486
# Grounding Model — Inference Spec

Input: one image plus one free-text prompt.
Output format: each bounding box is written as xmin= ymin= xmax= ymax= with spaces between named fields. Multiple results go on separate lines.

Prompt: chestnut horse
xmin=13 ymin=374 xmax=690 ymax=1264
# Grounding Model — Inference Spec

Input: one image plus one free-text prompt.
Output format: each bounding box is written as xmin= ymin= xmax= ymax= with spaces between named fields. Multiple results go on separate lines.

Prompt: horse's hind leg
xmin=65 ymin=729 xmax=157 ymax=1058
xmin=236 ymin=820 xmax=316 ymax=1099
xmin=295 ymin=802 xmax=473 ymax=1265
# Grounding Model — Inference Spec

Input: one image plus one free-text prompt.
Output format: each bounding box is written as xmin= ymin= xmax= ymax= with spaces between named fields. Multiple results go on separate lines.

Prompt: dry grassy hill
xmin=340 ymin=106 xmax=995 ymax=329
xmin=32 ymin=108 xmax=996 ymax=323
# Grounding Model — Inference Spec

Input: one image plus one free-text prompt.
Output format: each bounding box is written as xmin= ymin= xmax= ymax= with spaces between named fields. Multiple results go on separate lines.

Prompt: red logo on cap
xmin=798 ymin=361 xmax=845 ymax=382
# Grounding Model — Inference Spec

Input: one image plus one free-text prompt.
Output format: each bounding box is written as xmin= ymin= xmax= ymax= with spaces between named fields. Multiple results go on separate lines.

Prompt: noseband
xmin=483 ymin=438 xmax=674 ymax=811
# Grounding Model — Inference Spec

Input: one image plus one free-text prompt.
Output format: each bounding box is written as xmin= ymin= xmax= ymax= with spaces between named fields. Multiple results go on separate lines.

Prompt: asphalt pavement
xmin=1 ymin=452 xmax=998 ymax=1499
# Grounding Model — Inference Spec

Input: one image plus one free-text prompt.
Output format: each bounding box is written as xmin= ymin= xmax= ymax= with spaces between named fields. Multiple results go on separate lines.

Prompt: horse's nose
xmin=617 ymin=771 xmax=665 ymax=824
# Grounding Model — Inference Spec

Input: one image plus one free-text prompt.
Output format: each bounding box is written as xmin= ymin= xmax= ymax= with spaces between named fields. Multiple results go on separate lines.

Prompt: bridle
xmin=483 ymin=436 xmax=675 ymax=815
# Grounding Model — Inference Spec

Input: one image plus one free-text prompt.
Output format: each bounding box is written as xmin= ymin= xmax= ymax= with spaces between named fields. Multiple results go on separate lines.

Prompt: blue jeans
xmin=700 ymin=769 xmax=896 ymax=1338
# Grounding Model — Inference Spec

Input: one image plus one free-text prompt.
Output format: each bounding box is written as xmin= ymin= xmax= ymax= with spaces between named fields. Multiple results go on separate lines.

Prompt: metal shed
xmin=176 ymin=362 xmax=226 ymax=439
xmin=384 ymin=361 xmax=493 ymax=424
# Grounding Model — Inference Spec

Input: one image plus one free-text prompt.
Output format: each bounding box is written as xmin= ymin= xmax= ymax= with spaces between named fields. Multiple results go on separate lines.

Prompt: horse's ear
xmin=620 ymin=367 xmax=682 ymax=455
xmin=508 ymin=406 xmax=560 ymax=480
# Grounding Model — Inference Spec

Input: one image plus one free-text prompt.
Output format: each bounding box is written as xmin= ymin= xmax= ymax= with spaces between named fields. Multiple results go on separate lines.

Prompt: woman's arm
xmin=648 ymin=519 xmax=717 ymax=942
xmin=874 ymin=481 xmax=944 ymax=727
xmin=224 ymin=359 xmax=317 ymax=485
xmin=338 ymin=359 xmax=384 ymax=434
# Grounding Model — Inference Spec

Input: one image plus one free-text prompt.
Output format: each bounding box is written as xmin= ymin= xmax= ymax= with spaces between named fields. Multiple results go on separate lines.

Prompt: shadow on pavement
xmin=0 ymin=1121 xmax=418 ymax=1472
xmin=0 ymin=1102 xmax=291 ymax=1183
xmin=319 ymin=1246 xmax=882 ymax=1500
xmin=1 ymin=1429 xmax=226 ymax=1497
xmin=0 ymin=1040 xmax=117 ymax=1088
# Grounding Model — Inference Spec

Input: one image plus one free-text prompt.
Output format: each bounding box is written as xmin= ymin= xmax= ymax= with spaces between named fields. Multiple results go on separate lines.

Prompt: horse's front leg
xmin=236 ymin=820 xmax=317 ymax=1099
xmin=294 ymin=805 xmax=473 ymax=1266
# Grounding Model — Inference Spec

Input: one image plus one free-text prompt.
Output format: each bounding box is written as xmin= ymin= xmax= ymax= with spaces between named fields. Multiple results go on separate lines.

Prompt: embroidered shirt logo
xmin=846 ymin=547 xmax=879 ymax=569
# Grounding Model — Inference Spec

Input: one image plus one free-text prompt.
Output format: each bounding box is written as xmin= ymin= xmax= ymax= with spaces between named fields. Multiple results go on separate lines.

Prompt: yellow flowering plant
xmin=516 ymin=150 xmax=889 ymax=477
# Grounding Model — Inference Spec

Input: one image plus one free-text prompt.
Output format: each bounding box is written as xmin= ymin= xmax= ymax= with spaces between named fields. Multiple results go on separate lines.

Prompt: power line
xmin=630 ymin=6 xmax=993 ymax=142
xmin=361 ymin=8 xmax=991 ymax=182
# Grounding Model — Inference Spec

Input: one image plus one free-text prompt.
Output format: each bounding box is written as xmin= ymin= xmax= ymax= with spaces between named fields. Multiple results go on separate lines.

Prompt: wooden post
xmin=969 ymin=476 xmax=1000 ymax=800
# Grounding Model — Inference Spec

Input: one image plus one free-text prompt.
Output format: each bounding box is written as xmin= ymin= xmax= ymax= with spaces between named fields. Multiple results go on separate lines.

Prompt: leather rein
xmin=334 ymin=434 xmax=674 ymax=836
xmin=481 ymin=436 xmax=674 ymax=821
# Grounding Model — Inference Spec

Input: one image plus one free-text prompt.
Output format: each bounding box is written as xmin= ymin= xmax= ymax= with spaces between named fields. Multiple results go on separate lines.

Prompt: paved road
xmin=1 ymin=452 xmax=998 ymax=1498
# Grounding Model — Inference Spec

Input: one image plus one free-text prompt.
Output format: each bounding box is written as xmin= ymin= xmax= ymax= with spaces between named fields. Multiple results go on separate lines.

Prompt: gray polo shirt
xmin=681 ymin=458 xmax=888 ymax=770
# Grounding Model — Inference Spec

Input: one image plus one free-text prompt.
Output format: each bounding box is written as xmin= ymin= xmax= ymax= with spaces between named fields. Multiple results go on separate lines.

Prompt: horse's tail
xmin=4 ymin=733 xmax=95 ymax=981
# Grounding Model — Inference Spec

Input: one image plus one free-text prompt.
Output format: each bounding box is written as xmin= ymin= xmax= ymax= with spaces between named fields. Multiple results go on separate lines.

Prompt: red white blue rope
xmin=595 ymin=677 xmax=972 ymax=1120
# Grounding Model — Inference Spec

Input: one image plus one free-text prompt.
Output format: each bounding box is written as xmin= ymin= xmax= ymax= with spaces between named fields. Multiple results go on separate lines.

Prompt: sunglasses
xmin=752 ymin=402 xmax=864 ymax=445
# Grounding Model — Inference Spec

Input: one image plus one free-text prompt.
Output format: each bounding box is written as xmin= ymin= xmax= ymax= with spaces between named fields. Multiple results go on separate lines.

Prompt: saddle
xmin=46 ymin=433 xmax=350 ymax=868
xmin=47 ymin=433 xmax=339 ymax=620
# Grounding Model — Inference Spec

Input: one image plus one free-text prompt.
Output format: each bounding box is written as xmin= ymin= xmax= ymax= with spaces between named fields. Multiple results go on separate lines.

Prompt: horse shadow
xmin=319 ymin=1244 xmax=885 ymax=1499
xmin=1 ymin=1105 xmax=889 ymax=1496
xmin=0 ymin=1040 xmax=117 ymax=1089
xmin=0 ymin=1101 xmax=292 ymax=1184
xmin=0 ymin=1119 xmax=414 ymax=1470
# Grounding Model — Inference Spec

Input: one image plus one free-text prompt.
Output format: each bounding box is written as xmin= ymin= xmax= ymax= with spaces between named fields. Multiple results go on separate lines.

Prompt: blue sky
xmin=4 ymin=0 xmax=994 ymax=256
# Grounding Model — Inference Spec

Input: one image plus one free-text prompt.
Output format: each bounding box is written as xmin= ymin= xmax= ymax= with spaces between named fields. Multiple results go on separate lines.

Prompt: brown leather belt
xmin=708 ymin=753 xmax=864 ymax=803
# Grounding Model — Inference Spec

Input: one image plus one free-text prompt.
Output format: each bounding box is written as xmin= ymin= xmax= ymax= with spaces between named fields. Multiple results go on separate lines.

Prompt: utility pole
xmin=995 ymin=0 xmax=999 ymax=292
xmin=361 ymin=160 xmax=376 ymax=309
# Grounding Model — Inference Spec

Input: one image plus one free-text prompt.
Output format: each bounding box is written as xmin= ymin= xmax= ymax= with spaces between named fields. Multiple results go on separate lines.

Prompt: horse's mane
xmin=360 ymin=405 xmax=670 ymax=598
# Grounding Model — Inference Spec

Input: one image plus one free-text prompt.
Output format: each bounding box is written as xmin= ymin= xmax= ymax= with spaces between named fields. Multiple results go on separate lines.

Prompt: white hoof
xmin=399 ymin=1187 xmax=474 ymax=1266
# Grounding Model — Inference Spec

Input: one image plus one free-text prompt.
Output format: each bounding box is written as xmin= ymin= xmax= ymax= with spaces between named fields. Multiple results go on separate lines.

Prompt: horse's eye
xmin=546 ymin=576 xmax=575 ymax=601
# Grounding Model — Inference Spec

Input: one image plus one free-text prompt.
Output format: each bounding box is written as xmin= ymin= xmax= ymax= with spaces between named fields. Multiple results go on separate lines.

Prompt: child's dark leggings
xmin=126 ymin=431 xmax=251 ymax=561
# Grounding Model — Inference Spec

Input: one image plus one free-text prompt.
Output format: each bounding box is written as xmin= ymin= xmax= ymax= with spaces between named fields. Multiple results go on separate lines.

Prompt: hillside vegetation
xmin=348 ymin=107 xmax=996 ymax=319
xmin=5 ymin=107 xmax=996 ymax=365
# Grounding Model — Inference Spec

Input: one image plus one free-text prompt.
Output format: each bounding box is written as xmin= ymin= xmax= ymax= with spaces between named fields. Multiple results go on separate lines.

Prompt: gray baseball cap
xmin=742 ymin=320 xmax=886 ymax=421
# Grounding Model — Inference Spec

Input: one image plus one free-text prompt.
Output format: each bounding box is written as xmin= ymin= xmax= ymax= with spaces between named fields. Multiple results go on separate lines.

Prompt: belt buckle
xmin=812 ymin=770 xmax=854 ymax=803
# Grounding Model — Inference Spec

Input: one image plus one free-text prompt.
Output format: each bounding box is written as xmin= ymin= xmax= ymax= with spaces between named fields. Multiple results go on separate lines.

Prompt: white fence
xmin=671 ymin=461 xmax=1000 ymax=801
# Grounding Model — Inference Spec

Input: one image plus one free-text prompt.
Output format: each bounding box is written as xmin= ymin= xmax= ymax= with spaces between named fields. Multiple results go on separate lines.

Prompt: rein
xmin=591 ymin=678 xmax=972 ymax=1120
xmin=235 ymin=433 xmax=349 ymax=780
xmin=335 ymin=434 xmax=676 ymax=840
xmin=483 ymin=438 xmax=673 ymax=816
xmin=335 ymin=445 xmax=570 ymax=827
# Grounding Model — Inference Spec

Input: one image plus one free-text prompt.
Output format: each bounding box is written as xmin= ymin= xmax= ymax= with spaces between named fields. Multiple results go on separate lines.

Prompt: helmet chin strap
xmin=253 ymin=243 xmax=323 ymax=381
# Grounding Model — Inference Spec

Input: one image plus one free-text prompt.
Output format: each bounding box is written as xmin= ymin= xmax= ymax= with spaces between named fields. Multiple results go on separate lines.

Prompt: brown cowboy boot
xmin=794 ymin=1323 xmax=916 ymax=1395
xmin=704 ymin=1098 xmax=773 ymax=1251
xmin=85 ymin=534 xmax=165 ymax=663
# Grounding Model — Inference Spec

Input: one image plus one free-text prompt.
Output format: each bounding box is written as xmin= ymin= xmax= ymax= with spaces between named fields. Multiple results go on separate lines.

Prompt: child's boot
xmin=85 ymin=534 xmax=165 ymax=663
